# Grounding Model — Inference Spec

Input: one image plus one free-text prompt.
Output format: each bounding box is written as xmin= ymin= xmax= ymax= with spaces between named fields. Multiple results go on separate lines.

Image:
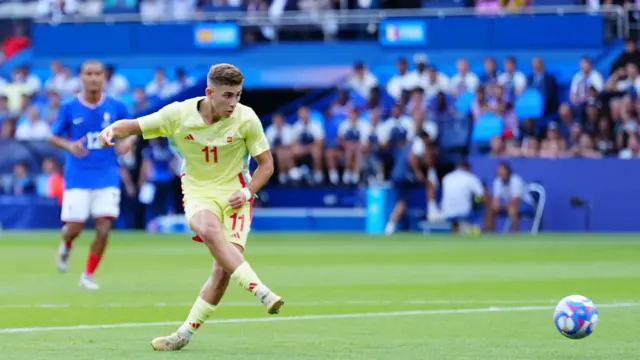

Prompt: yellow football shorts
xmin=183 ymin=195 xmax=253 ymax=249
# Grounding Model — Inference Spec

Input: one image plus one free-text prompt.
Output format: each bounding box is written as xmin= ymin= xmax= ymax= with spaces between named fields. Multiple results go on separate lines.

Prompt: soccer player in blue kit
xmin=49 ymin=60 xmax=133 ymax=290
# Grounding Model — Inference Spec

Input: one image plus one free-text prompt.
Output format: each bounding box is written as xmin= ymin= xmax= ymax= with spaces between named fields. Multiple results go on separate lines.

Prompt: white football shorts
xmin=61 ymin=187 xmax=121 ymax=223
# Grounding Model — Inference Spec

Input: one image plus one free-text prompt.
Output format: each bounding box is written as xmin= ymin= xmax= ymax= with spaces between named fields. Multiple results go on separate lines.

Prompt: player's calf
xmin=57 ymin=222 xmax=84 ymax=273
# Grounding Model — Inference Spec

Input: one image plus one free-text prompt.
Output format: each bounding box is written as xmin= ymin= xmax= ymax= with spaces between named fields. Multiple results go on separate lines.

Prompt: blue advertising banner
xmin=193 ymin=22 xmax=241 ymax=49
xmin=32 ymin=13 xmax=604 ymax=58
xmin=378 ymin=14 xmax=604 ymax=49
xmin=379 ymin=19 xmax=427 ymax=46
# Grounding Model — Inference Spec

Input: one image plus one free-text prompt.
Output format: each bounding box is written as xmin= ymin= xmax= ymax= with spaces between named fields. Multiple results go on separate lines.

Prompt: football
xmin=554 ymin=295 xmax=599 ymax=339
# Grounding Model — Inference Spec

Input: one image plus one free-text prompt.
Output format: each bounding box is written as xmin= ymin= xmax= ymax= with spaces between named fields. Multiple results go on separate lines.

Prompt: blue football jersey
xmin=51 ymin=95 xmax=129 ymax=190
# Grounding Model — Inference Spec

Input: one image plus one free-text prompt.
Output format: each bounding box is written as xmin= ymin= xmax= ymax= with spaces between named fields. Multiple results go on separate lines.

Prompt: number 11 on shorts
xmin=230 ymin=213 xmax=245 ymax=231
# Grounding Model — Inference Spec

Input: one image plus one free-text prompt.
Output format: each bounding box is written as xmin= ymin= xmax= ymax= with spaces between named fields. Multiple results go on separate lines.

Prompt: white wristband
xmin=240 ymin=188 xmax=252 ymax=201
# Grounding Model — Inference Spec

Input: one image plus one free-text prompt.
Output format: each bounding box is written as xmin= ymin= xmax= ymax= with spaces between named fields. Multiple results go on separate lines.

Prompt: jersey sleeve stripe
xmin=237 ymin=173 xmax=247 ymax=188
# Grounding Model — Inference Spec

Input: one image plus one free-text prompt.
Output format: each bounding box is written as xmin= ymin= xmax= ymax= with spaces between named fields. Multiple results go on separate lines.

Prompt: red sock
xmin=64 ymin=240 xmax=73 ymax=250
xmin=85 ymin=253 xmax=103 ymax=276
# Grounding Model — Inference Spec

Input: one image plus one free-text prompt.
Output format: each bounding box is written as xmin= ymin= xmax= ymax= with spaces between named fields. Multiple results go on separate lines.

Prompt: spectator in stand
xmin=386 ymin=57 xmax=413 ymax=101
xmin=0 ymin=95 xmax=12 ymax=130
xmin=36 ymin=157 xmax=63 ymax=200
xmin=265 ymin=112 xmax=295 ymax=184
xmin=15 ymin=106 xmax=51 ymax=141
xmin=619 ymin=134 xmax=640 ymax=158
xmin=37 ymin=0 xmax=78 ymax=19
xmin=327 ymin=89 xmax=354 ymax=119
xmin=291 ymin=106 xmax=325 ymax=184
xmin=556 ymin=103 xmax=578 ymax=140
xmin=167 ymin=68 xmax=196 ymax=97
xmin=593 ymin=117 xmax=615 ymax=155
xmin=520 ymin=136 xmax=540 ymax=158
xmin=41 ymin=90 xmax=61 ymax=125
xmin=405 ymin=87 xmax=427 ymax=116
xmin=345 ymin=62 xmax=378 ymax=100
xmin=607 ymin=62 xmax=640 ymax=98
xmin=471 ymin=86 xmax=492 ymax=122
xmin=497 ymin=56 xmax=527 ymax=102
xmin=13 ymin=66 xmax=42 ymax=94
xmin=7 ymin=162 xmax=36 ymax=195
xmin=570 ymin=57 xmax=604 ymax=109
xmin=450 ymin=58 xmax=479 ymax=98
xmin=610 ymin=38 xmax=640 ymax=75
xmin=423 ymin=66 xmax=450 ymax=101
xmin=104 ymin=64 xmax=130 ymax=97
xmin=131 ymin=87 xmax=151 ymax=115
xmin=568 ymin=133 xmax=603 ymax=158
xmin=480 ymin=57 xmax=500 ymax=87
xmin=539 ymin=122 xmax=568 ymax=158
xmin=361 ymin=106 xmax=384 ymax=183
xmin=336 ymin=107 xmax=369 ymax=184
xmin=44 ymin=65 xmax=80 ymax=97
xmin=406 ymin=53 xmax=428 ymax=90
xmin=139 ymin=138 xmax=180 ymax=220
xmin=528 ymin=57 xmax=558 ymax=116
xmin=145 ymin=68 xmax=172 ymax=99
xmin=140 ymin=0 xmax=166 ymax=22
xmin=4 ymin=67 xmax=38 ymax=113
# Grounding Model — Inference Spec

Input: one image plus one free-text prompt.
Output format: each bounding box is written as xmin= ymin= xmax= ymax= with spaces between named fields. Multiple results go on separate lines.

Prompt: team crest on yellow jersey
xmin=226 ymin=136 xmax=233 ymax=143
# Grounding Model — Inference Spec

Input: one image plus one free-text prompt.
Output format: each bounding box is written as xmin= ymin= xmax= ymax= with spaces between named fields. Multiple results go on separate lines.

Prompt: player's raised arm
xmin=99 ymin=102 xmax=181 ymax=148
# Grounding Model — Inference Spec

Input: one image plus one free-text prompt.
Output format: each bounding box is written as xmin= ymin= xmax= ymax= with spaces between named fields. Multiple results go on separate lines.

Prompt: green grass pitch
xmin=1 ymin=231 xmax=639 ymax=359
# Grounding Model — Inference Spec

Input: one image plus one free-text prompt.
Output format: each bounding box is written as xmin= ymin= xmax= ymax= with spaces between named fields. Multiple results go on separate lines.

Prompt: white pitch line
xmin=1 ymin=302 xmax=638 ymax=334
xmin=0 ymin=299 xmax=563 ymax=310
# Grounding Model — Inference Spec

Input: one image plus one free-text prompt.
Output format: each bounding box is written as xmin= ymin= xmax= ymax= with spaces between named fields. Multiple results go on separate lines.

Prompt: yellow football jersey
xmin=138 ymin=97 xmax=270 ymax=198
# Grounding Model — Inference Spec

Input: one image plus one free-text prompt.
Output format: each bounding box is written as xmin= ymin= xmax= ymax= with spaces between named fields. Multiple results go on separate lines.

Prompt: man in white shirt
xmin=450 ymin=58 xmax=479 ymax=98
xmin=440 ymin=160 xmax=486 ymax=234
xmin=265 ymin=112 xmax=295 ymax=184
xmin=497 ymin=56 xmax=527 ymax=101
xmin=291 ymin=106 xmax=325 ymax=184
xmin=386 ymin=57 xmax=414 ymax=101
xmin=485 ymin=161 xmax=534 ymax=232
xmin=145 ymin=68 xmax=172 ymax=99
xmin=15 ymin=105 xmax=51 ymax=141
xmin=345 ymin=62 xmax=378 ymax=99
xmin=570 ymin=57 xmax=604 ymax=107
xmin=104 ymin=64 xmax=129 ymax=97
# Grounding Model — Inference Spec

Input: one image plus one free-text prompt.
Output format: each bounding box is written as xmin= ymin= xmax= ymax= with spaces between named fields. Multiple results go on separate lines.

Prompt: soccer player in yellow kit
xmin=97 ymin=64 xmax=284 ymax=351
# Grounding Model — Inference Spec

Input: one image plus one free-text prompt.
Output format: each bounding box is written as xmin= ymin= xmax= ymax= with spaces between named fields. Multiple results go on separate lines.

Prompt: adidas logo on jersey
xmin=184 ymin=134 xmax=195 ymax=141
xmin=230 ymin=233 xmax=240 ymax=239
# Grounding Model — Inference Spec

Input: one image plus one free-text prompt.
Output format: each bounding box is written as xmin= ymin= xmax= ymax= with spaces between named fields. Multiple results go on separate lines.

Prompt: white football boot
xmin=56 ymin=242 xmax=71 ymax=273
xmin=151 ymin=332 xmax=190 ymax=351
xmin=78 ymin=274 xmax=100 ymax=290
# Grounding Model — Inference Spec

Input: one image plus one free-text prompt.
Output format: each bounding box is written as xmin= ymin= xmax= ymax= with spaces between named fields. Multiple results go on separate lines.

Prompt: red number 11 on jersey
xmin=202 ymin=146 xmax=218 ymax=163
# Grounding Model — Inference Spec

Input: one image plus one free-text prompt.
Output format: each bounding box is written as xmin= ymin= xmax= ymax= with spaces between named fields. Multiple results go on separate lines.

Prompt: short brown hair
xmin=207 ymin=63 xmax=244 ymax=87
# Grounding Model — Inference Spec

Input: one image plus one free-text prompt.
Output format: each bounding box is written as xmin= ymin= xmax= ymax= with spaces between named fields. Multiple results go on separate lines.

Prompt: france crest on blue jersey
xmin=51 ymin=94 xmax=129 ymax=190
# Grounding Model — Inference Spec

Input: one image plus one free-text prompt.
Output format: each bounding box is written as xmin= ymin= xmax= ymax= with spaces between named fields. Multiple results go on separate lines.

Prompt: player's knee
xmin=198 ymin=225 xmax=224 ymax=245
xmin=62 ymin=223 xmax=83 ymax=238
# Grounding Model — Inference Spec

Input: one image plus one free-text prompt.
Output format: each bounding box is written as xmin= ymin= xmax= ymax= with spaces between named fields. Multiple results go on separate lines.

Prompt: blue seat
xmin=515 ymin=88 xmax=544 ymax=119
xmin=503 ymin=183 xmax=546 ymax=235
xmin=472 ymin=112 xmax=504 ymax=143
xmin=455 ymin=91 xmax=475 ymax=115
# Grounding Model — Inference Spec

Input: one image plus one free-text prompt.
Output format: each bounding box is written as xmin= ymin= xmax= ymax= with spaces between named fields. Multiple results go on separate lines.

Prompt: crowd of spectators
xmin=263 ymin=38 xmax=640 ymax=186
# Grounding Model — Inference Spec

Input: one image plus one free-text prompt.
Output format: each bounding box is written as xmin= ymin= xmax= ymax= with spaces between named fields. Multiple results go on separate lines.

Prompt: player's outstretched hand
xmin=69 ymin=136 xmax=89 ymax=158
xmin=99 ymin=126 xmax=115 ymax=148
xmin=228 ymin=191 xmax=248 ymax=209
